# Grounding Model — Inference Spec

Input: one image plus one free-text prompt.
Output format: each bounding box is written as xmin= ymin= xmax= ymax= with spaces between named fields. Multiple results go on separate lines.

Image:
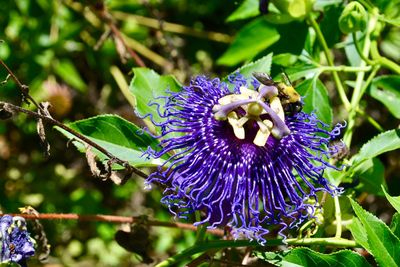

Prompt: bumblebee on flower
xmin=145 ymin=72 xmax=344 ymax=243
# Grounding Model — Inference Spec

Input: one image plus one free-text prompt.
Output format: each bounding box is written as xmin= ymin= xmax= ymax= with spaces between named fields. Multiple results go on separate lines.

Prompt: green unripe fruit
xmin=271 ymin=0 xmax=315 ymax=20
xmin=339 ymin=2 xmax=368 ymax=34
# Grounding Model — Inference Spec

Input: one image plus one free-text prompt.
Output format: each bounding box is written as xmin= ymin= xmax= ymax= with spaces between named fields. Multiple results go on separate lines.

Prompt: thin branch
xmin=108 ymin=22 xmax=146 ymax=67
xmin=91 ymin=4 xmax=146 ymax=67
xmin=0 ymin=58 xmax=44 ymax=113
xmin=5 ymin=213 xmax=224 ymax=237
xmin=0 ymin=101 xmax=148 ymax=179
xmin=112 ymin=11 xmax=233 ymax=43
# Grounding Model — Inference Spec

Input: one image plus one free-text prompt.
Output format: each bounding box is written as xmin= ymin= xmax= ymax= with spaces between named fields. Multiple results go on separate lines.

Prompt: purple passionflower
xmin=1 ymin=215 xmax=35 ymax=266
xmin=145 ymin=74 xmax=343 ymax=243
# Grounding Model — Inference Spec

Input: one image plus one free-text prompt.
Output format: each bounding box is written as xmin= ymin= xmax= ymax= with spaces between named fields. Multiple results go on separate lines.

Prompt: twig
xmin=0 ymin=101 xmax=147 ymax=179
xmin=91 ymin=3 xmax=146 ymax=67
xmin=5 ymin=213 xmax=224 ymax=237
xmin=0 ymin=59 xmax=44 ymax=113
xmin=112 ymin=11 xmax=233 ymax=43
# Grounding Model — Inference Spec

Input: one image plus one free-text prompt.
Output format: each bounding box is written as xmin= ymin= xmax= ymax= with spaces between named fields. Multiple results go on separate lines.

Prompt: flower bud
xmin=338 ymin=2 xmax=368 ymax=34
xmin=271 ymin=0 xmax=315 ymax=20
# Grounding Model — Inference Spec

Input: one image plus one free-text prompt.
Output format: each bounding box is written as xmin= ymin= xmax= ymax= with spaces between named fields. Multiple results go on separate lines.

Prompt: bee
xmin=253 ymin=72 xmax=303 ymax=116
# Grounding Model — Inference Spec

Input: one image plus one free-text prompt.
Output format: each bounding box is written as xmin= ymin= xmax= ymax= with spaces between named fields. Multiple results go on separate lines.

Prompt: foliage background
xmin=1 ymin=0 xmax=400 ymax=266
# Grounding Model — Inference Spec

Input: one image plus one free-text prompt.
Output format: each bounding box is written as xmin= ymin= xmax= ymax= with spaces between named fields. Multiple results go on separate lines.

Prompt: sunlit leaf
xmin=348 ymin=217 xmax=370 ymax=251
xmin=369 ymin=75 xmax=400 ymax=118
xmin=228 ymin=53 xmax=273 ymax=79
xmin=272 ymin=53 xmax=298 ymax=67
xmin=284 ymin=64 xmax=320 ymax=81
xmin=129 ymin=68 xmax=181 ymax=129
xmin=56 ymin=114 xmax=164 ymax=168
xmin=390 ymin=213 xmax=400 ymax=239
xmin=354 ymin=158 xmax=386 ymax=196
xmin=53 ymin=59 xmax=86 ymax=92
xmin=350 ymin=198 xmax=400 ymax=267
xmin=383 ymin=186 xmax=400 ymax=213
xmin=351 ymin=129 xmax=400 ymax=168
xmin=226 ymin=0 xmax=259 ymax=22
xmin=295 ymin=78 xmax=333 ymax=125
xmin=256 ymin=248 xmax=371 ymax=267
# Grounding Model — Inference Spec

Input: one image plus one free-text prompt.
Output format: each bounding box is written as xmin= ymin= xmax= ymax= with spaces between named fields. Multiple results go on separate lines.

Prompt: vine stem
xmin=370 ymin=40 xmax=400 ymax=75
xmin=0 ymin=101 xmax=148 ymax=179
xmin=155 ymin=238 xmax=358 ymax=267
xmin=194 ymin=212 xmax=207 ymax=244
xmin=319 ymin=65 xmax=371 ymax=73
xmin=307 ymin=14 xmax=351 ymax=111
xmin=357 ymin=108 xmax=384 ymax=132
xmin=307 ymin=13 xmax=347 ymax=240
xmin=343 ymin=12 xmax=378 ymax=147
xmin=4 ymin=213 xmax=224 ymax=237
xmin=334 ymin=196 xmax=342 ymax=238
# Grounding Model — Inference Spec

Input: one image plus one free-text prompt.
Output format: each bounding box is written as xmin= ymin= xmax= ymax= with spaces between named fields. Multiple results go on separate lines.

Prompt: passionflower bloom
xmin=145 ymin=74 xmax=343 ymax=243
xmin=0 ymin=215 xmax=35 ymax=266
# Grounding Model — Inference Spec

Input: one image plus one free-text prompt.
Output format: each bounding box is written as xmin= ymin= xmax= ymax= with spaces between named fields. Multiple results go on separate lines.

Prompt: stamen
xmin=227 ymin=111 xmax=245 ymax=139
xmin=254 ymin=120 xmax=273 ymax=146
xmin=269 ymin=96 xmax=285 ymax=122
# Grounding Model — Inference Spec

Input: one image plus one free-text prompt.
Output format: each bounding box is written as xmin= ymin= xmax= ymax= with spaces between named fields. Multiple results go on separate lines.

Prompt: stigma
xmin=212 ymin=84 xmax=290 ymax=146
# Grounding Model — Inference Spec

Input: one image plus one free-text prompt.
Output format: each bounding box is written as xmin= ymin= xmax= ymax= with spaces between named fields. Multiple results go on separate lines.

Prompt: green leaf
xmin=0 ymin=262 xmax=21 ymax=267
xmin=380 ymin=17 xmax=400 ymax=27
xmin=217 ymin=18 xmax=280 ymax=66
xmin=383 ymin=186 xmax=400 ymax=213
xmin=268 ymin=21 xmax=309 ymax=55
xmin=390 ymin=213 xmax=400 ymax=239
xmin=344 ymin=34 xmax=362 ymax=67
xmin=129 ymin=67 xmax=181 ymax=125
xmin=285 ymin=64 xmax=320 ymax=81
xmin=284 ymin=248 xmax=371 ymax=267
xmin=272 ymin=53 xmax=299 ymax=67
xmin=345 ymin=130 xmax=400 ymax=190
xmin=380 ymin=28 xmax=400 ymax=62
xmin=320 ymin=4 xmax=343 ymax=47
xmin=348 ymin=217 xmax=370 ymax=251
xmin=229 ymin=53 xmax=273 ymax=79
xmin=53 ymin=59 xmax=86 ymax=92
xmin=295 ymin=78 xmax=333 ymax=125
xmin=369 ymin=75 xmax=400 ymax=119
xmin=354 ymin=158 xmax=386 ymax=196
xmin=226 ymin=0 xmax=259 ymax=22
xmin=56 ymin=115 xmax=164 ymax=168
xmin=379 ymin=28 xmax=400 ymax=62
xmin=256 ymin=248 xmax=371 ymax=267
xmin=349 ymin=198 xmax=400 ymax=267
xmin=351 ymin=129 xmax=400 ymax=167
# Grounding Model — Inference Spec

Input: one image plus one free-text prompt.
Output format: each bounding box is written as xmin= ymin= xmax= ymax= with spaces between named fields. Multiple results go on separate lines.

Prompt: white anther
xmin=269 ymin=96 xmax=285 ymax=122
xmin=254 ymin=120 xmax=272 ymax=147
xmin=227 ymin=112 xmax=245 ymax=139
